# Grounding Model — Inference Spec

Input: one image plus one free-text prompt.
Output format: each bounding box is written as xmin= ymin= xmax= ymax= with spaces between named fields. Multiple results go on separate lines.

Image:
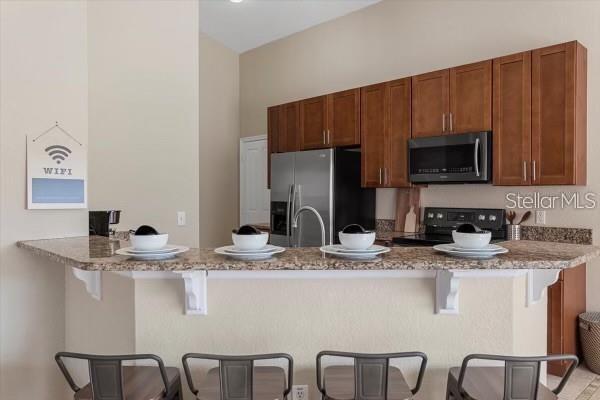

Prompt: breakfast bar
xmin=17 ymin=236 xmax=600 ymax=315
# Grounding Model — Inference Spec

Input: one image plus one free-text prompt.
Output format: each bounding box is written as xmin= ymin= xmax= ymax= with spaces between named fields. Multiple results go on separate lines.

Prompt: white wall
xmin=0 ymin=1 xmax=88 ymax=397
xmin=87 ymin=0 xmax=200 ymax=247
xmin=239 ymin=0 xmax=600 ymax=309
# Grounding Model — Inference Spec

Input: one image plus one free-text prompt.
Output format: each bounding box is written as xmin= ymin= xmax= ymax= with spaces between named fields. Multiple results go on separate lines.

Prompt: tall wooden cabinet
xmin=493 ymin=52 xmax=532 ymax=185
xmin=493 ymin=41 xmax=587 ymax=186
xmin=548 ymin=264 xmax=587 ymax=376
xmin=412 ymin=61 xmax=491 ymax=137
xmin=532 ymin=41 xmax=587 ymax=185
xmin=361 ymin=78 xmax=411 ymax=188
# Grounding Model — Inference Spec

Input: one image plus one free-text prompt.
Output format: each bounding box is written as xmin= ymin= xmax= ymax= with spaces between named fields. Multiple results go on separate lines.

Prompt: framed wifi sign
xmin=27 ymin=122 xmax=87 ymax=209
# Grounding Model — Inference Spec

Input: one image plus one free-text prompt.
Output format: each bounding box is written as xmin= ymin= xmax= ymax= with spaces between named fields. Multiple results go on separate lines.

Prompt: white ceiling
xmin=199 ymin=0 xmax=381 ymax=53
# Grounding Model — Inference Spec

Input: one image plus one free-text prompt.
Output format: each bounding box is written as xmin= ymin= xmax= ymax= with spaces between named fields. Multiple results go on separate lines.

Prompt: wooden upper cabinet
xmin=361 ymin=78 xmax=411 ymax=188
xmin=449 ymin=60 xmax=492 ymax=133
xmin=361 ymin=83 xmax=387 ymax=187
xmin=279 ymin=102 xmax=300 ymax=153
xmin=328 ymin=89 xmax=360 ymax=147
xmin=493 ymin=52 xmax=532 ymax=186
xmin=411 ymin=70 xmax=449 ymax=137
xmin=387 ymin=78 xmax=412 ymax=187
xmin=300 ymin=96 xmax=328 ymax=150
xmin=532 ymin=41 xmax=587 ymax=185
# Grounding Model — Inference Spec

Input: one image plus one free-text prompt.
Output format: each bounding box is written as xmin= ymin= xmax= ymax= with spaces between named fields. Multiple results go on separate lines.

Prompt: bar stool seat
xmin=323 ymin=365 xmax=413 ymax=400
xmin=196 ymin=366 xmax=286 ymax=400
xmin=447 ymin=367 xmax=557 ymax=400
xmin=73 ymin=366 xmax=181 ymax=400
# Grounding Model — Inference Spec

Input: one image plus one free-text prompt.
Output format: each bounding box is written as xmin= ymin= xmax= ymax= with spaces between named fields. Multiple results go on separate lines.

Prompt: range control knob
xmin=489 ymin=215 xmax=497 ymax=221
xmin=478 ymin=214 xmax=486 ymax=221
xmin=436 ymin=213 xmax=443 ymax=219
xmin=427 ymin=212 xmax=434 ymax=219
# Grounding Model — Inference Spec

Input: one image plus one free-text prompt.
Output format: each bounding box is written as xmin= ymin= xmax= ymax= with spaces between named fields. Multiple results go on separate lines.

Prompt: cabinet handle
xmin=322 ymin=130 xmax=326 ymax=145
xmin=327 ymin=129 xmax=330 ymax=144
xmin=449 ymin=112 xmax=454 ymax=132
xmin=442 ymin=113 xmax=446 ymax=132
xmin=379 ymin=168 xmax=382 ymax=185
xmin=523 ymin=161 xmax=527 ymax=182
xmin=384 ymin=168 xmax=388 ymax=186
xmin=532 ymin=160 xmax=537 ymax=182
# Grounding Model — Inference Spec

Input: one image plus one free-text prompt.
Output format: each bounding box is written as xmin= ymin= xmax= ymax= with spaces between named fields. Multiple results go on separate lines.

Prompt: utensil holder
xmin=507 ymin=224 xmax=521 ymax=241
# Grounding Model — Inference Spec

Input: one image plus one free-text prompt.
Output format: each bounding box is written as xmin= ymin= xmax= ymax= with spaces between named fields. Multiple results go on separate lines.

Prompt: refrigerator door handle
xmin=286 ymin=184 xmax=293 ymax=247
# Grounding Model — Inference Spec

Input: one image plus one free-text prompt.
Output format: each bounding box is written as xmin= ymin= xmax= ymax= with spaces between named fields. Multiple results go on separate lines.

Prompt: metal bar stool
xmin=446 ymin=353 xmax=578 ymax=400
xmin=182 ymin=353 xmax=293 ymax=400
xmin=316 ymin=351 xmax=428 ymax=400
xmin=55 ymin=352 xmax=182 ymax=400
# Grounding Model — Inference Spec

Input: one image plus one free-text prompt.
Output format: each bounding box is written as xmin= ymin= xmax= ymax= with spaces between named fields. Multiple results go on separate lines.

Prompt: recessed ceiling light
xmin=230 ymin=0 xmax=243 ymax=3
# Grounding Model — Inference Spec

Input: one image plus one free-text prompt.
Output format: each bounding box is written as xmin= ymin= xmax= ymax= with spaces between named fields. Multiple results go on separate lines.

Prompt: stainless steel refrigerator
xmin=270 ymin=148 xmax=375 ymax=247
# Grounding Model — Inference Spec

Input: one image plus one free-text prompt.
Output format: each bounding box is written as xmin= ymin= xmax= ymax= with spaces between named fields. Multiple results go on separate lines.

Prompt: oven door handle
xmin=474 ymin=138 xmax=480 ymax=177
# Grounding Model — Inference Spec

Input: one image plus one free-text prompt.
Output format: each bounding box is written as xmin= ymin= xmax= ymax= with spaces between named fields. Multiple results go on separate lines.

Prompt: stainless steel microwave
xmin=408 ymin=131 xmax=492 ymax=183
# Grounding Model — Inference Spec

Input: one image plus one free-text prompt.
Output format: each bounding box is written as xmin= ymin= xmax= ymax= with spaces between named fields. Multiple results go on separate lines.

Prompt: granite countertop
xmin=16 ymin=236 xmax=600 ymax=272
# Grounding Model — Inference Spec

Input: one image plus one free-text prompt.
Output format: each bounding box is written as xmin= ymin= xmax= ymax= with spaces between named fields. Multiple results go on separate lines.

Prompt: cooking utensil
xmin=516 ymin=211 xmax=531 ymax=225
xmin=506 ymin=210 xmax=516 ymax=225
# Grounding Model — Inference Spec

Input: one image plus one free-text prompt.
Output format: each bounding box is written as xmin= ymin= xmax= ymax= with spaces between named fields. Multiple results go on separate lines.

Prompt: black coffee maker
xmin=89 ymin=210 xmax=121 ymax=237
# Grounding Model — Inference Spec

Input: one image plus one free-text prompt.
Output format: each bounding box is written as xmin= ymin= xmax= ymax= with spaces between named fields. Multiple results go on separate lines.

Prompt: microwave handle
xmin=474 ymin=138 xmax=480 ymax=177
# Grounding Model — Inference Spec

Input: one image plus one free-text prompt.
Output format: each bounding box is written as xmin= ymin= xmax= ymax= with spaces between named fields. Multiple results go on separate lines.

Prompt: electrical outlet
xmin=292 ymin=385 xmax=308 ymax=400
xmin=535 ymin=210 xmax=546 ymax=225
xmin=177 ymin=211 xmax=186 ymax=226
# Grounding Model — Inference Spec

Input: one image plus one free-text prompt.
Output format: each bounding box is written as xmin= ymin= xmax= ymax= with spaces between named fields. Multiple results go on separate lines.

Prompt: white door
xmin=240 ymin=136 xmax=270 ymax=226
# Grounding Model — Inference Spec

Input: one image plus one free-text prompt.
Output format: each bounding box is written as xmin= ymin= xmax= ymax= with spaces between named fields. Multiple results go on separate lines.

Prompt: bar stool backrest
xmin=182 ymin=353 xmax=294 ymax=400
xmin=316 ymin=351 xmax=428 ymax=399
xmin=88 ymin=358 xmax=125 ymax=400
xmin=456 ymin=354 xmax=579 ymax=400
xmin=55 ymin=352 xmax=171 ymax=400
xmin=354 ymin=357 xmax=389 ymax=400
xmin=220 ymin=359 xmax=254 ymax=400
xmin=503 ymin=360 xmax=540 ymax=400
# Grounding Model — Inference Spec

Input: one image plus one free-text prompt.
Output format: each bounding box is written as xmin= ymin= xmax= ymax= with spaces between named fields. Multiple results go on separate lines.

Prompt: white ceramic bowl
xmin=232 ymin=232 xmax=269 ymax=251
xmin=338 ymin=231 xmax=376 ymax=250
xmin=130 ymin=233 xmax=169 ymax=251
xmin=452 ymin=230 xmax=492 ymax=249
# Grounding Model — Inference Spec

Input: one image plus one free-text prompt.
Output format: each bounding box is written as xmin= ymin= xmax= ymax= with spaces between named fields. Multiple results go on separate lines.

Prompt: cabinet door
xmin=267 ymin=105 xmax=281 ymax=188
xmin=328 ymin=89 xmax=360 ymax=147
xmin=532 ymin=41 xmax=586 ymax=185
xmin=386 ymin=78 xmax=411 ymax=187
xmin=449 ymin=60 xmax=492 ymax=133
xmin=361 ymin=83 xmax=386 ymax=187
xmin=280 ymin=102 xmax=300 ymax=152
xmin=300 ymin=96 xmax=328 ymax=150
xmin=411 ymin=70 xmax=449 ymax=137
xmin=493 ymin=52 xmax=531 ymax=185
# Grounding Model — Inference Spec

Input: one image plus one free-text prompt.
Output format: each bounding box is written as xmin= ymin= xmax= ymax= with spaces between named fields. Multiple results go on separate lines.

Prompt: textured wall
xmin=0 ymin=1 xmax=89 ymax=397
xmin=133 ymin=275 xmax=545 ymax=400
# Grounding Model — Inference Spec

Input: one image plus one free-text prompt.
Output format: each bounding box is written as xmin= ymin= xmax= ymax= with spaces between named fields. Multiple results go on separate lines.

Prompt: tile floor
xmin=548 ymin=367 xmax=600 ymax=400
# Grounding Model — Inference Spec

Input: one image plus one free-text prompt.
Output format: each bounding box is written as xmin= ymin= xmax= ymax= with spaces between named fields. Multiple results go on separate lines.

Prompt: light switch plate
xmin=177 ymin=211 xmax=186 ymax=226
xmin=535 ymin=210 xmax=546 ymax=225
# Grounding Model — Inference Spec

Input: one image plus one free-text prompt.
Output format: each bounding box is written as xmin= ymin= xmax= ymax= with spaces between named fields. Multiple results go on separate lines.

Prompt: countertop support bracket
xmin=175 ymin=271 xmax=208 ymax=316
xmin=527 ymin=269 xmax=561 ymax=306
xmin=435 ymin=270 xmax=460 ymax=314
xmin=71 ymin=267 xmax=102 ymax=301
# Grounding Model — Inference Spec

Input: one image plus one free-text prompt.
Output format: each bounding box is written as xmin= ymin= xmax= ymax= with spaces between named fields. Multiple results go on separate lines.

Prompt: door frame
xmin=239 ymin=134 xmax=269 ymax=225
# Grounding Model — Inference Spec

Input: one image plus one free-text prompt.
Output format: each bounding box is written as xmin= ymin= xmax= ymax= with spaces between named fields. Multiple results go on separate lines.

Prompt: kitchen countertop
xmin=16 ymin=236 xmax=600 ymax=272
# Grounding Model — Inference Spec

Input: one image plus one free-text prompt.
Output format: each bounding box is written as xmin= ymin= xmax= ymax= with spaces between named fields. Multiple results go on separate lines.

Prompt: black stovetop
xmin=392 ymin=207 xmax=507 ymax=247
